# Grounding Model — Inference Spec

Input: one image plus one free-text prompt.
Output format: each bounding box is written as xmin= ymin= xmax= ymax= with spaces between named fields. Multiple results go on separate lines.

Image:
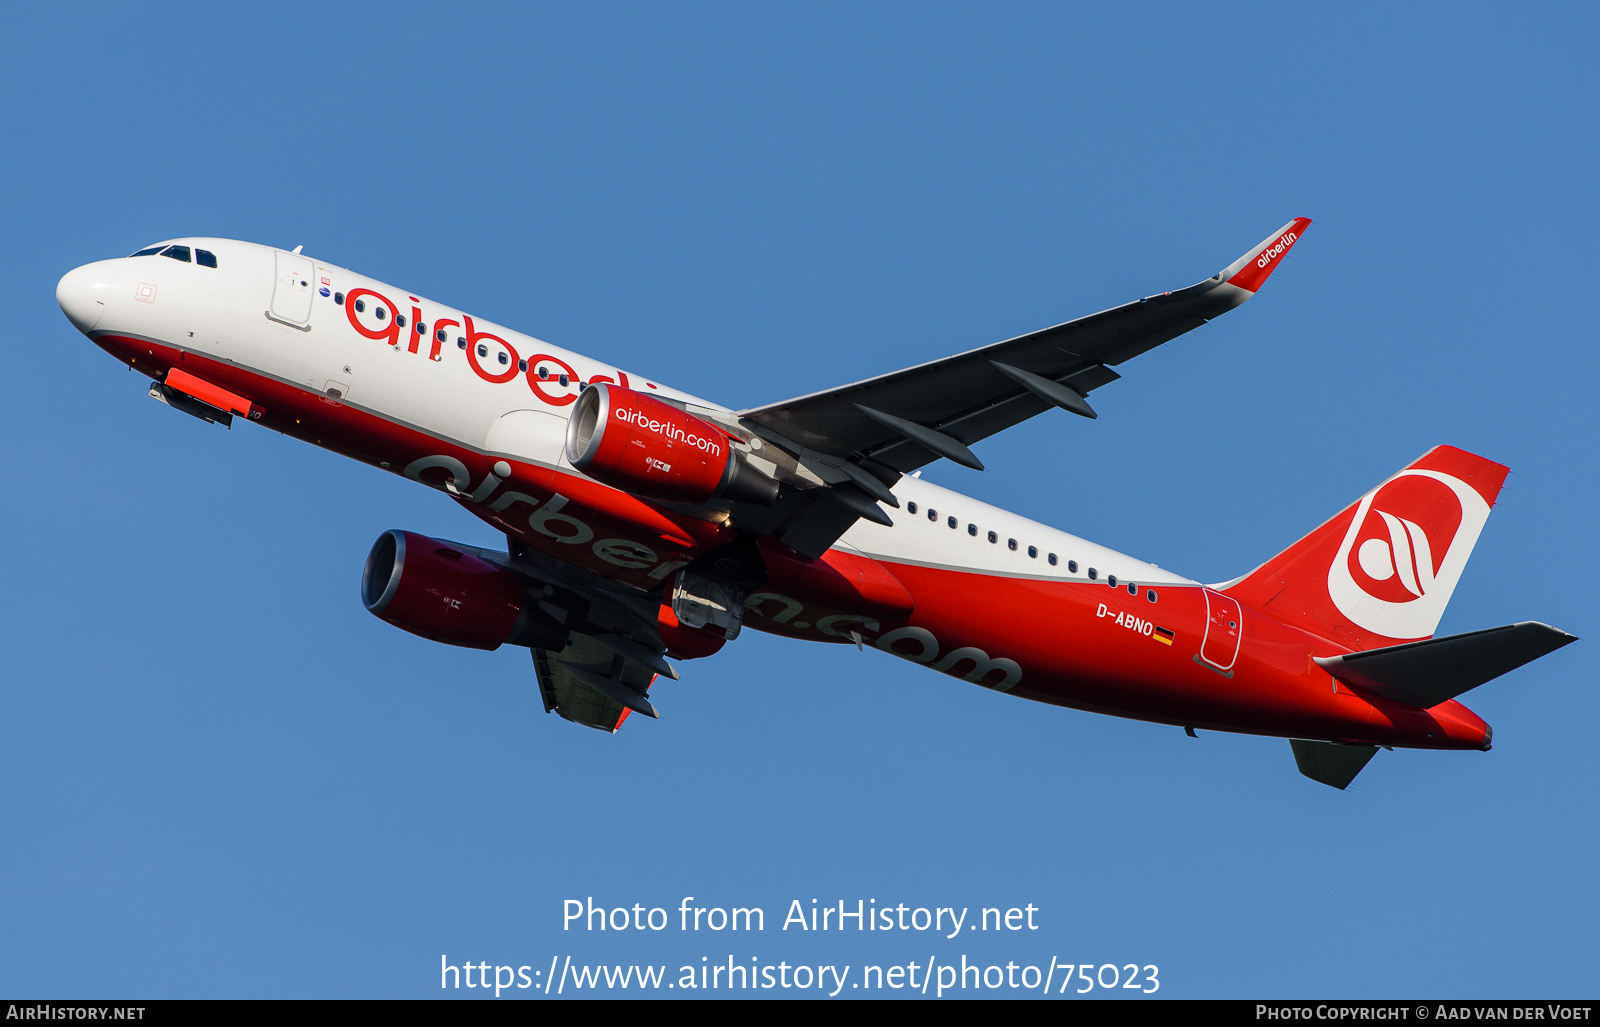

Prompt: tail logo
xmin=1357 ymin=512 xmax=1435 ymax=598
xmin=1327 ymin=470 xmax=1491 ymax=640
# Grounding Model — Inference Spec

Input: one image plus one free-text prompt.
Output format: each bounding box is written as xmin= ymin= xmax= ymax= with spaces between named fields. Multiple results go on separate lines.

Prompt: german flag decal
xmin=1154 ymin=626 xmax=1175 ymax=646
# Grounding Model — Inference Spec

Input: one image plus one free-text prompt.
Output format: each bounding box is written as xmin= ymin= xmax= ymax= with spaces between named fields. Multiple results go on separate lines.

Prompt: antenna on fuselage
xmin=291 ymin=245 xmax=303 ymax=254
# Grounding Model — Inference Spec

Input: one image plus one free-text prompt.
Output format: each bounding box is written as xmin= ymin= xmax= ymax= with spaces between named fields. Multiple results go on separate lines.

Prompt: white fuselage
xmin=58 ymin=237 xmax=1197 ymax=593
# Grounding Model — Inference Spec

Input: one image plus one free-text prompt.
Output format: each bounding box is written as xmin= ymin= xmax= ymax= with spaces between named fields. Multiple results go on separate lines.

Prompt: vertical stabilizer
xmin=1225 ymin=446 xmax=1509 ymax=650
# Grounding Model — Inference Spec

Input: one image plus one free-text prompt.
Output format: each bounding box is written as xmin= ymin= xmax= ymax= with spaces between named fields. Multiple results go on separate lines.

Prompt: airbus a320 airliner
xmin=56 ymin=219 xmax=1575 ymax=788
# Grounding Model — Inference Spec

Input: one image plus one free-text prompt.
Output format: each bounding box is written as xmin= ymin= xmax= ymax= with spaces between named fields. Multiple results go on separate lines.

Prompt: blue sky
xmin=1 ymin=2 xmax=1594 ymax=998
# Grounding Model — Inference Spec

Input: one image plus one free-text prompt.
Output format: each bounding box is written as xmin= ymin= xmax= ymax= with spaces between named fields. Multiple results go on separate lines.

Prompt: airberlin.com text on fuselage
xmin=54 ymin=218 xmax=1573 ymax=780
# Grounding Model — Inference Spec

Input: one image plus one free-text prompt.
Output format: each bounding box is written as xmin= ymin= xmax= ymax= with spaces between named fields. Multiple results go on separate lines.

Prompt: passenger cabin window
xmin=907 ymin=502 xmax=917 ymax=515
xmin=129 ymin=246 xmax=164 ymax=257
xmin=987 ymin=531 xmax=998 ymax=543
xmin=947 ymin=516 xmax=957 ymax=529
xmin=160 ymin=245 xmax=191 ymax=262
xmin=334 ymin=292 xmax=345 ymax=305
xmin=1028 ymin=546 xmax=1038 ymax=558
xmin=1048 ymin=553 xmax=1058 ymax=566
xmin=967 ymin=523 xmax=976 ymax=536
xmin=1007 ymin=538 xmax=1017 ymax=551
xmin=1068 ymin=560 xmax=1078 ymax=573
xmin=196 ymin=249 xmax=218 ymax=268
xmin=1147 ymin=589 xmax=1158 ymax=603
xmin=1107 ymin=575 xmax=1118 ymax=587
xmin=927 ymin=508 xmax=937 ymax=522
xmin=1088 ymin=567 xmax=1097 ymax=580
xmin=1127 ymin=582 xmax=1138 ymax=595
xmin=354 ymin=299 xmax=366 ymax=313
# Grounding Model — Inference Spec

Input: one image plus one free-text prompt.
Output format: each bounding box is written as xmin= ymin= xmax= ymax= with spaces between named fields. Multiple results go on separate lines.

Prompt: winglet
xmin=1220 ymin=217 xmax=1312 ymax=293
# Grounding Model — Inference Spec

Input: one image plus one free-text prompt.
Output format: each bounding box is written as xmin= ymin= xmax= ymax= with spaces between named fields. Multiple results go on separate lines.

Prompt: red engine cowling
xmin=362 ymin=530 xmax=562 ymax=651
xmin=565 ymin=383 xmax=778 ymax=506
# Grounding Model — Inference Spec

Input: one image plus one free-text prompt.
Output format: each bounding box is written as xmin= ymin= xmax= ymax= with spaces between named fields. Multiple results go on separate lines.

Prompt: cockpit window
xmin=130 ymin=246 xmax=164 ymax=257
xmin=160 ymin=245 xmax=191 ymax=262
xmin=196 ymin=249 xmax=218 ymax=268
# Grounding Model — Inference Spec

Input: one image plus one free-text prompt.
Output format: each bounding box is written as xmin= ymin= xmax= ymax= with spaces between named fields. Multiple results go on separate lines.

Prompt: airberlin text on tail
xmin=1224 ymin=445 xmax=1509 ymax=651
xmin=1221 ymin=216 xmax=1313 ymax=294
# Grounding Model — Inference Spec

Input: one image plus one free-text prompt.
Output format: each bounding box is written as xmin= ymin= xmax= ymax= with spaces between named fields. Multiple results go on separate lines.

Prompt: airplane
xmin=54 ymin=218 xmax=1577 ymax=789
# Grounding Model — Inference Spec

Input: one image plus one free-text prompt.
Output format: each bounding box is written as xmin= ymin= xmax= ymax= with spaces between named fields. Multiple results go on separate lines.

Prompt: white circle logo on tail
xmin=1327 ymin=470 xmax=1491 ymax=640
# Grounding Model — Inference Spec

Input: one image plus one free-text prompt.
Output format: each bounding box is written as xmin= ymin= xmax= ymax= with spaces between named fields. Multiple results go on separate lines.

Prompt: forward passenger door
xmin=269 ymin=250 xmax=315 ymax=328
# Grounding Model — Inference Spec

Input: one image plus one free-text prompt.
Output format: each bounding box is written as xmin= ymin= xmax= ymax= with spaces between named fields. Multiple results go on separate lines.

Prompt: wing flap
xmin=533 ymin=633 xmax=665 ymax=733
xmin=1100 ymin=315 xmax=1210 ymax=365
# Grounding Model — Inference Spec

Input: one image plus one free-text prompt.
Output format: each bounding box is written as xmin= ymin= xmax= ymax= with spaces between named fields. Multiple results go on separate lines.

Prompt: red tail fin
xmin=1225 ymin=446 xmax=1509 ymax=650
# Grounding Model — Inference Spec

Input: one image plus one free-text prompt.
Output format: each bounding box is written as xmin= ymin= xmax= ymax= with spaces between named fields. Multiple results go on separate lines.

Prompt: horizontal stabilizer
xmin=1290 ymin=739 xmax=1378 ymax=790
xmin=1315 ymin=621 xmax=1577 ymax=710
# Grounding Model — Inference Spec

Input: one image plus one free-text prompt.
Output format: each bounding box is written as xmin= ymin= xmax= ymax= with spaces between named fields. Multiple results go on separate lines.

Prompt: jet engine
xmin=361 ymin=529 xmax=565 ymax=651
xmin=565 ymin=383 xmax=778 ymax=506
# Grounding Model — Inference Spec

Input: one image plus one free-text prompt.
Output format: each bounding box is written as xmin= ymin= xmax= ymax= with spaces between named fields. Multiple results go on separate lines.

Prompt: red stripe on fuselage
xmin=94 ymin=332 xmax=728 ymax=587
xmin=854 ymin=560 xmax=1488 ymax=750
xmin=96 ymin=332 xmax=1489 ymax=750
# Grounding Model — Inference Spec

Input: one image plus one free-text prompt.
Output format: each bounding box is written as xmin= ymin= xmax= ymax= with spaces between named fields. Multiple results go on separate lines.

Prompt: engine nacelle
xmin=361 ymin=530 xmax=565 ymax=651
xmin=565 ymin=383 xmax=778 ymax=506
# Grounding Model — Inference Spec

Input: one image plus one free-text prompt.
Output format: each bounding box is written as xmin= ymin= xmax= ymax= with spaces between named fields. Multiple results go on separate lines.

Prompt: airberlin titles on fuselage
xmin=57 ymin=224 xmax=1572 ymax=775
xmin=341 ymin=285 xmax=637 ymax=405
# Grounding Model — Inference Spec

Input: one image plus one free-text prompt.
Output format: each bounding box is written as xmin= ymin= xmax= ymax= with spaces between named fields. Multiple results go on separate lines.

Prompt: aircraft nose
xmin=56 ymin=260 xmax=117 ymax=333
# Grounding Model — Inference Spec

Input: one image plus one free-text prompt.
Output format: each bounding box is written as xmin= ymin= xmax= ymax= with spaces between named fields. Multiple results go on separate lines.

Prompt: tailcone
xmin=1427 ymin=698 xmax=1493 ymax=751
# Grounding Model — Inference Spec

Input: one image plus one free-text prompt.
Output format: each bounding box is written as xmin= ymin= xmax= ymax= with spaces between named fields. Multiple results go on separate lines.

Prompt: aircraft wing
xmin=533 ymin=634 xmax=664 ymax=732
xmin=445 ymin=538 xmax=675 ymax=733
xmin=741 ymin=218 xmax=1311 ymax=474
